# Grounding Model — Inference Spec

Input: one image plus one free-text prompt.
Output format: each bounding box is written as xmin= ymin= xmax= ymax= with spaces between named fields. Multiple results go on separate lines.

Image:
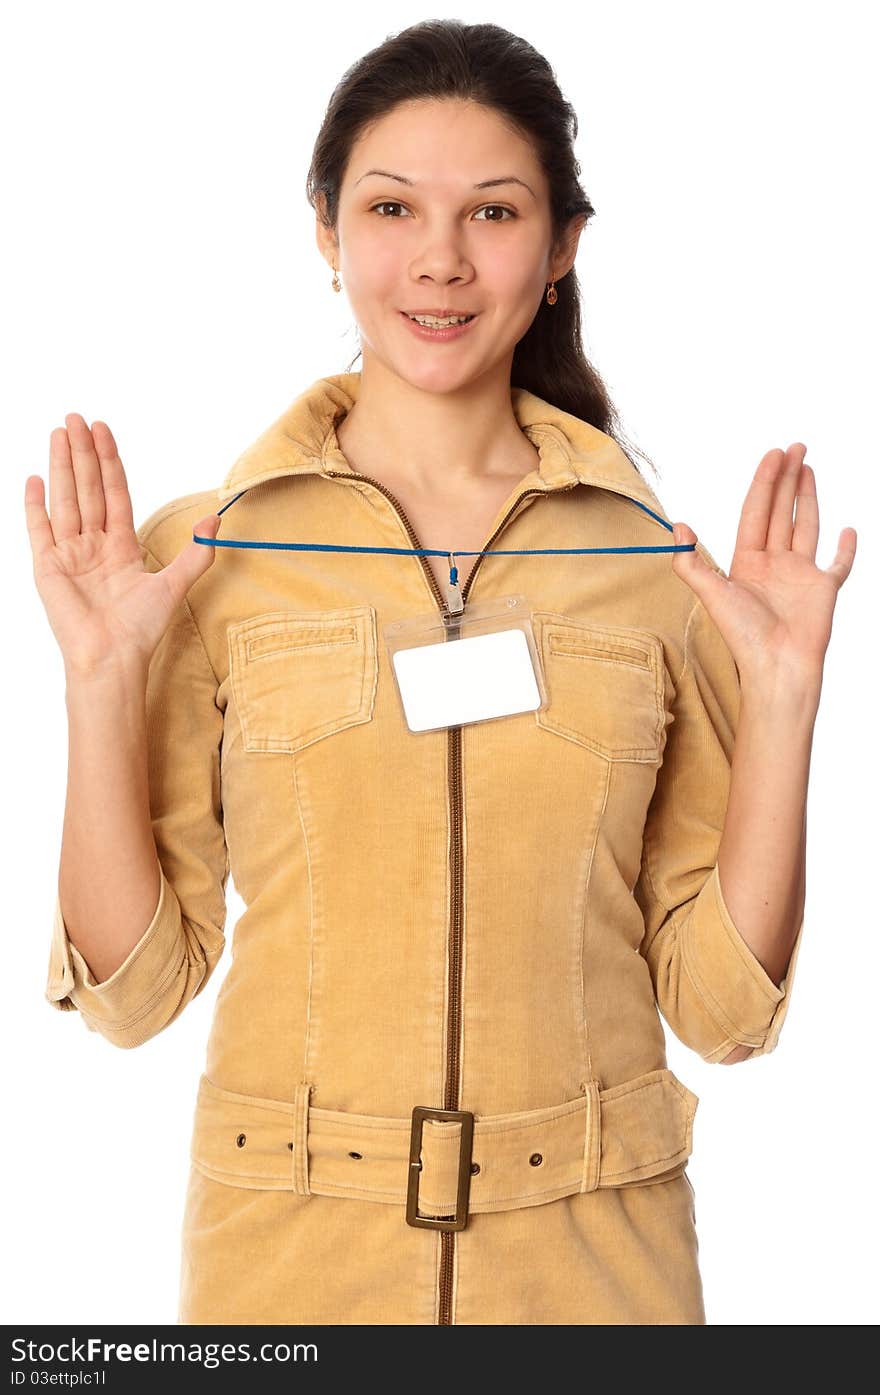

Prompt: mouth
xmin=399 ymin=310 xmax=480 ymax=340
xmin=402 ymin=311 xmax=477 ymax=324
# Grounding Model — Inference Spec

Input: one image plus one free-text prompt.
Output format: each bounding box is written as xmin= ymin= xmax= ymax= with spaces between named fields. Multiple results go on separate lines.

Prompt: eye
xmin=368 ymin=201 xmax=517 ymax=221
xmin=369 ymin=201 xmax=411 ymax=218
xmin=473 ymin=205 xmax=516 ymax=222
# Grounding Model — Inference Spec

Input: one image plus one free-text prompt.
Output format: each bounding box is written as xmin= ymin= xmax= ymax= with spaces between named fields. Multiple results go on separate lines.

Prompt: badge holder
xmin=383 ymin=594 xmax=548 ymax=734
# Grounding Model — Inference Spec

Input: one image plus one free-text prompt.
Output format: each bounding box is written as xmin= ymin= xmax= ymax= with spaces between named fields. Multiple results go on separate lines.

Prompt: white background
xmin=4 ymin=0 xmax=877 ymax=1326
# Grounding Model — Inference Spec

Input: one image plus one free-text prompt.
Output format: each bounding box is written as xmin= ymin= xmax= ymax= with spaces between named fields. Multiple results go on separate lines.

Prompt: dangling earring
xmin=545 ymin=280 xmax=558 ymax=306
xmin=331 ymin=266 xmax=342 ymax=293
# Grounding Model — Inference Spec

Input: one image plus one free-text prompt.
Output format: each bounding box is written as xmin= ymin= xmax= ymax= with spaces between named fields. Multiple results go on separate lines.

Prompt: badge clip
xmin=444 ymin=553 xmax=465 ymax=615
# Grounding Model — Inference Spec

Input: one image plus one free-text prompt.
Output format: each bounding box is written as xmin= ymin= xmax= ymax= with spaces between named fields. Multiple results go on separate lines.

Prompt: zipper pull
xmin=445 ymin=553 xmax=465 ymax=614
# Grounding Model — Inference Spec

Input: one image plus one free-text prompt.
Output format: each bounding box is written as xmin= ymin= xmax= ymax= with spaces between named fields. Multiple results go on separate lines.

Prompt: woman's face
xmin=320 ymin=98 xmax=579 ymax=395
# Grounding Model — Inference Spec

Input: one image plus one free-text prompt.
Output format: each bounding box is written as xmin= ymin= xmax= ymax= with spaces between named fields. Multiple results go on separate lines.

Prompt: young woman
xmin=30 ymin=20 xmax=854 ymax=1325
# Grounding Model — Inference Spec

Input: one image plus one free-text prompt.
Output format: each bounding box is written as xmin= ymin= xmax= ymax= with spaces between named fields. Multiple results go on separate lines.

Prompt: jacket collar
xmin=216 ymin=371 xmax=663 ymax=516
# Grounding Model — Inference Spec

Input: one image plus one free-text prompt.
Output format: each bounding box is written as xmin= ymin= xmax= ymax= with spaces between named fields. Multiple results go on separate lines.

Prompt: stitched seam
xmin=639 ymin=879 xmax=689 ymax=964
xmin=599 ymin=1076 xmax=683 ymax=1105
xmin=200 ymin=1078 xmax=298 ymax=1114
xmin=638 ymin=840 xmax=674 ymax=933
xmin=578 ymin=764 xmax=607 ymax=1086
xmin=315 ymin=1182 xmax=428 ymax=1201
xmin=638 ymin=598 xmax=699 ymax=916
xmin=142 ymin=534 xmax=228 ymax=892
xmin=580 ymin=1085 xmax=592 ymax=1192
xmin=679 ymin=594 xmax=701 ymax=687
xmin=191 ymin=1160 xmax=311 ymax=1190
xmin=293 ymin=753 xmax=316 ymax=1095
xmin=680 ymin=928 xmax=767 ymax=1045
xmin=714 ymin=868 xmax=785 ymax=1003
xmin=600 ymin=1143 xmax=689 ymax=1179
xmin=76 ymin=940 xmax=185 ymax=1032
xmin=192 ymin=1159 xmax=309 ymax=1185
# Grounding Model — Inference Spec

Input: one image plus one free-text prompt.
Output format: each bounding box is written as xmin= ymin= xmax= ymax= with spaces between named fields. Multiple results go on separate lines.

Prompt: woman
xmin=31 ymin=20 xmax=854 ymax=1325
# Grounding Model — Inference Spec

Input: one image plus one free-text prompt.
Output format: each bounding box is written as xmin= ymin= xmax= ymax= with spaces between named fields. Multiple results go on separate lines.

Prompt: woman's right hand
xmin=25 ymin=413 xmax=222 ymax=679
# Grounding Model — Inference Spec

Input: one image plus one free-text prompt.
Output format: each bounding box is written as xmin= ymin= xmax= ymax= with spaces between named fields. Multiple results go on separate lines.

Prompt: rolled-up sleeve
xmin=634 ymin=590 xmax=805 ymax=1064
xmin=44 ymin=530 xmax=229 ymax=1049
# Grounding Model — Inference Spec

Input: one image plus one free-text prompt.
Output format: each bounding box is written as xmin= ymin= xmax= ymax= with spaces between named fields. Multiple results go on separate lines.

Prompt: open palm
xmin=26 ymin=413 xmax=220 ymax=676
xmin=670 ymin=443 xmax=857 ymax=687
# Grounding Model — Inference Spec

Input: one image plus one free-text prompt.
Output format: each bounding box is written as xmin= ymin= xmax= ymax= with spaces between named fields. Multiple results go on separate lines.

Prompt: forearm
xmin=716 ymin=665 xmax=819 ymax=1062
xmin=58 ymin=659 xmax=163 ymax=985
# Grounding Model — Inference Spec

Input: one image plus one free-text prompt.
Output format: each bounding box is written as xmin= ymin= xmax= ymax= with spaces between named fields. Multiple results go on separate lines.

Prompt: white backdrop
xmin=4 ymin=0 xmax=876 ymax=1327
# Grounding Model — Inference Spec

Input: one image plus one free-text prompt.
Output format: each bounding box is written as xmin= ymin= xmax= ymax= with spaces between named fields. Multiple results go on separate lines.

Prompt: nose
xmin=409 ymin=227 xmax=475 ymax=284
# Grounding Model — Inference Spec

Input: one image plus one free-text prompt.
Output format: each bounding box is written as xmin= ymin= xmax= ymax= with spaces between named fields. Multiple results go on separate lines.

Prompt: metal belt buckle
xmin=406 ymin=1105 xmax=475 ymax=1230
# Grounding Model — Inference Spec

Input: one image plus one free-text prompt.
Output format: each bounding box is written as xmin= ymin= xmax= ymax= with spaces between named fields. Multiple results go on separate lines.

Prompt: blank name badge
xmin=383 ymin=596 xmax=547 ymax=734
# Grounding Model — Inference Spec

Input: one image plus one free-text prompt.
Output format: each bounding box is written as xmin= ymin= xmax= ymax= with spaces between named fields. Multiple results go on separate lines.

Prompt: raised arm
xmin=27 ymin=413 xmax=225 ymax=1047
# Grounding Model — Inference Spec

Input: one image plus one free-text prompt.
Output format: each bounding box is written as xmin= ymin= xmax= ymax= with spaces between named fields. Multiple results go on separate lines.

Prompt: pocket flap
xmin=228 ymin=605 xmax=378 ymax=754
xmin=533 ymin=612 xmax=667 ymax=762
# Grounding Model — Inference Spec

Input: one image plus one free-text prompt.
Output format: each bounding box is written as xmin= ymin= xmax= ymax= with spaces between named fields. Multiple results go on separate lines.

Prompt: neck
xmin=335 ymin=359 xmax=539 ymax=494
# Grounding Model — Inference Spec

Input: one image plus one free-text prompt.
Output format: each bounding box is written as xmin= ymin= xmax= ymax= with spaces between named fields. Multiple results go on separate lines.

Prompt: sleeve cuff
xmin=44 ymin=866 xmax=185 ymax=1034
xmin=683 ymin=863 xmax=805 ymax=1061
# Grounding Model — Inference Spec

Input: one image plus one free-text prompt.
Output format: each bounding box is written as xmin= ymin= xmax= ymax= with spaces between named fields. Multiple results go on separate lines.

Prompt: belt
xmin=189 ymin=1067 xmax=698 ymax=1231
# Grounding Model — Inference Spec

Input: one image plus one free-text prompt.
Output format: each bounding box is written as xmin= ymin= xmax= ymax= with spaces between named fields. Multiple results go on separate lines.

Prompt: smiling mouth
xmin=402 ymin=312 xmax=478 ymax=326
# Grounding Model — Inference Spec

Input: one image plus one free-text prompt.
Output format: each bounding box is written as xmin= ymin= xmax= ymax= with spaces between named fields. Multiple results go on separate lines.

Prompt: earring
xmin=331 ymin=267 xmax=342 ymax=293
xmin=545 ymin=280 xmax=558 ymax=306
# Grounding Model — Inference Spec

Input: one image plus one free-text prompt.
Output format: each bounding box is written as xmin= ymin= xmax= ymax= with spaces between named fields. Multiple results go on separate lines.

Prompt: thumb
xmin=670 ymin=521 xmax=699 ymax=570
xmin=163 ymin=513 xmax=222 ymax=607
xmin=670 ymin=521 xmax=710 ymax=598
xmin=670 ymin=521 xmax=728 ymax=610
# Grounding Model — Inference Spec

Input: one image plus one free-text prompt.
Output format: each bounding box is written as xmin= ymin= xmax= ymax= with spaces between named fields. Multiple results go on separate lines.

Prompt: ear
xmin=549 ymin=213 xmax=588 ymax=282
xmin=314 ymin=192 xmax=339 ymax=267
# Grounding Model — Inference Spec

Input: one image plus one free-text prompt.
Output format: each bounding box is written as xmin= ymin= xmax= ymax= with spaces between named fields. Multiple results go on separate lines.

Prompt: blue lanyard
xmin=195 ymin=487 xmax=695 ymax=597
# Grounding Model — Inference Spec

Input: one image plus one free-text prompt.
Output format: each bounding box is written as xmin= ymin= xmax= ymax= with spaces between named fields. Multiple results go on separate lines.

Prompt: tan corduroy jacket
xmin=44 ymin=372 xmax=804 ymax=1325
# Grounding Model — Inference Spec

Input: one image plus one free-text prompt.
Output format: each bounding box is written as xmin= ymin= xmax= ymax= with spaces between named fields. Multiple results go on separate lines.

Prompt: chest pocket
xmin=533 ymin=612 xmax=666 ymax=763
xmin=228 ymin=605 xmax=378 ymax=754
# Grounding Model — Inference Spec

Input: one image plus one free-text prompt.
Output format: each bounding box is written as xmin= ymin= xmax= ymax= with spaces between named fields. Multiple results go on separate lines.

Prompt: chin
xmin=365 ymin=347 xmax=500 ymax=398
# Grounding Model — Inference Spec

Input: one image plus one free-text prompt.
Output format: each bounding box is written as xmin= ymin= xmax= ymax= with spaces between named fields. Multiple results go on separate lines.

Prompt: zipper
xmin=324 ymin=466 xmax=577 ymax=1325
xmin=323 ymin=468 xmax=450 ymax=615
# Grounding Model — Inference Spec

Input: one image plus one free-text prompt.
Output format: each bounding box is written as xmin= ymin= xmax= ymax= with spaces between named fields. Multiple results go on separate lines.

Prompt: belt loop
xmin=291 ymin=1081 xmax=313 ymax=1195
xmin=579 ymin=1080 xmax=602 ymax=1193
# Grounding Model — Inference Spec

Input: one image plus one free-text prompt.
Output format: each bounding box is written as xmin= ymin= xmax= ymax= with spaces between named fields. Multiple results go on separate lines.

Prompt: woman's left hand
xmin=671 ymin=442 xmax=857 ymax=688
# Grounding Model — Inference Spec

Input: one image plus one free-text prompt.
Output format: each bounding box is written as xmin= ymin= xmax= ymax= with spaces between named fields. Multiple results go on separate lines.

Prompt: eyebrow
xmin=354 ymin=169 xmax=536 ymax=200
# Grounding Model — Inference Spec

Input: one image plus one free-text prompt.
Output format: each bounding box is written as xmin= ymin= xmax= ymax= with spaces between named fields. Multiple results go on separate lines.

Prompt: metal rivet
xmin=348 ymin=1150 xmax=363 ymax=1160
xmin=529 ymin=1152 xmax=543 ymax=1167
xmin=471 ymin=1162 xmax=481 ymax=1175
xmin=236 ymin=1133 xmax=246 ymax=1147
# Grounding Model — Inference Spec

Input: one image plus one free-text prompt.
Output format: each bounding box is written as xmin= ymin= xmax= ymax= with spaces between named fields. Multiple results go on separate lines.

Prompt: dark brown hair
xmin=306 ymin=19 xmax=658 ymax=481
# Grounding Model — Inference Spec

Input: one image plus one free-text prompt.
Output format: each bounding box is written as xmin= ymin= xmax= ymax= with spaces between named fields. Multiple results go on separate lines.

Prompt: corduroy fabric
xmin=44 ymin=372 xmax=804 ymax=1324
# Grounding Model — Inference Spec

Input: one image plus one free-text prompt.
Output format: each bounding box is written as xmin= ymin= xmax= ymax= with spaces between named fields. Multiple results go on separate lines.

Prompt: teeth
xmin=408 ymin=313 xmax=473 ymax=327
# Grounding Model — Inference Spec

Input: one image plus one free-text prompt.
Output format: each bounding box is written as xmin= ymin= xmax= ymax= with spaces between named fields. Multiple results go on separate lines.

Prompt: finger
xmin=24 ymin=474 xmax=59 ymax=562
xmin=825 ymin=527 xmax=857 ymax=590
xmin=670 ymin=521 xmax=731 ymax=610
xmin=49 ymin=423 xmax=83 ymax=542
xmin=733 ymin=449 xmax=787 ymax=553
xmin=65 ymin=413 xmax=106 ymax=533
xmin=91 ymin=420 xmax=135 ymax=535
xmin=766 ymin=443 xmax=808 ymax=551
xmin=791 ymin=462 xmax=819 ymax=562
xmin=161 ymin=514 xmax=221 ymax=609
